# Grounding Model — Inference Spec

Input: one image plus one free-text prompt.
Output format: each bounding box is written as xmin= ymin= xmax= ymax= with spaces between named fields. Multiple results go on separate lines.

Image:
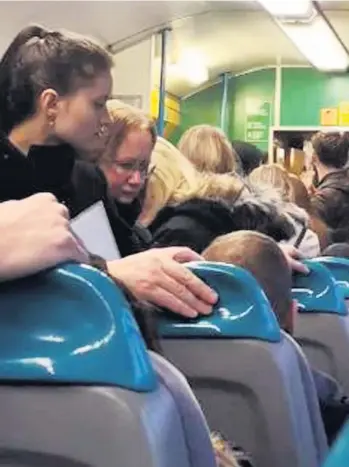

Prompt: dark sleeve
xmin=89 ymin=253 xmax=108 ymax=273
xmin=151 ymin=216 xmax=215 ymax=253
xmin=311 ymin=188 xmax=336 ymax=226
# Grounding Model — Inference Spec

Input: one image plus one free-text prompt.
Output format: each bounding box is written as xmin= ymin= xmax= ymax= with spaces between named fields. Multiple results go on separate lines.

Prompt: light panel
xmin=258 ymin=0 xmax=315 ymax=19
xmin=169 ymin=49 xmax=208 ymax=86
xmin=280 ymin=14 xmax=349 ymax=71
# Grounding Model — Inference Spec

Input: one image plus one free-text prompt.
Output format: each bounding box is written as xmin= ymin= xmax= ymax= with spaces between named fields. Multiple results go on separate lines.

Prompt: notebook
xmin=71 ymin=201 xmax=121 ymax=260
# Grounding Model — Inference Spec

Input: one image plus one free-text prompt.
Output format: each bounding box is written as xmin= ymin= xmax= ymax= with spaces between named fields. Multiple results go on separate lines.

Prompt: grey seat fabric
xmin=284 ymin=332 xmax=328 ymax=459
xmin=293 ymin=259 xmax=349 ymax=394
xmin=294 ymin=312 xmax=349 ymax=394
xmin=0 ymin=383 xmax=193 ymax=467
xmin=150 ymin=352 xmax=217 ymax=467
xmin=0 ymin=261 xmax=199 ymax=467
xmin=161 ymin=333 xmax=326 ymax=467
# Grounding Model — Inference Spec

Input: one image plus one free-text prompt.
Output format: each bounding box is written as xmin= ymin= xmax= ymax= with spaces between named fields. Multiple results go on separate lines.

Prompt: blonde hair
xmin=98 ymin=99 xmax=157 ymax=164
xmin=248 ymin=164 xmax=293 ymax=202
xmin=178 ymin=124 xmax=237 ymax=173
xmin=139 ymin=137 xmax=245 ymax=226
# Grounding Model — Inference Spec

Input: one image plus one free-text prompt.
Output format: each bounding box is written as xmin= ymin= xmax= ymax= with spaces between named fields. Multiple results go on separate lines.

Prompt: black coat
xmin=149 ymin=197 xmax=294 ymax=253
xmin=311 ymin=169 xmax=349 ymax=242
xmin=0 ymin=135 xmax=150 ymax=257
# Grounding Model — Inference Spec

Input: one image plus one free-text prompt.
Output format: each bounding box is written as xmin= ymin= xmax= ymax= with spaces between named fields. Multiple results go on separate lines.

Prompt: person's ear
xmin=38 ymin=89 xmax=59 ymax=128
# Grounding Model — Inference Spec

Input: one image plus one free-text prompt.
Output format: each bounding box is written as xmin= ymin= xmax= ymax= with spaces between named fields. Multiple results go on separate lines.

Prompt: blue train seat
xmin=159 ymin=261 xmax=327 ymax=467
xmin=322 ymin=421 xmax=349 ymax=467
xmin=316 ymin=256 xmax=349 ymax=301
xmin=0 ymin=263 xmax=215 ymax=467
xmin=293 ymin=259 xmax=349 ymax=393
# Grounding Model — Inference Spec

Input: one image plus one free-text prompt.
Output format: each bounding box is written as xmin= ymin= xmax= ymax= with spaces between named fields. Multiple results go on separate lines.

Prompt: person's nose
xmin=128 ymin=170 xmax=142 ymax=186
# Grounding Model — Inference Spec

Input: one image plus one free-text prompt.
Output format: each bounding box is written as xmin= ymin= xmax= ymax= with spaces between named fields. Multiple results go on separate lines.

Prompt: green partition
xmin=281 ymin=68 xmax=349 ymax=126
xmin=170 ymin=66 xmax=349 ymax=151
xmin=171 ymin=69 xmax=275 ymax=151
xmin=170 ymin=83 xmax=224 ymax=145
xmin=229 ymin=68 xmax=275 ymax=152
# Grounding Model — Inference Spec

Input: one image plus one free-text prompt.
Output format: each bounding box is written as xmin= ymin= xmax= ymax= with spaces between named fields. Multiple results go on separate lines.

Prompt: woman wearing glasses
xmin=96 ymin=99 xmax=157 ymax=248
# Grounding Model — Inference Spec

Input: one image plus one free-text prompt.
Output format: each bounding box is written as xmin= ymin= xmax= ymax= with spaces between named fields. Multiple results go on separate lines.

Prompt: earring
xmin=47 ymin=115 xmax=56 ymax=128
xmin=98 ymin=124 xmax=108 ymax=138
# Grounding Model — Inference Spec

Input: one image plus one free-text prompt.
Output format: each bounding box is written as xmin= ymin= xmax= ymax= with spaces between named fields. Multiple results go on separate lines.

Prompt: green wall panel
xmin=229 ymin=68 xmax=275 ymax=152
xmin=280 ymin=68 xmax=349 ymax=126
xmin=169 ymin=67 xmax=349 ymax=150
xmin=170 ymin=83 xmax=223 ymax=145
xmin=171 ymin=68 xmax=275 ymax=152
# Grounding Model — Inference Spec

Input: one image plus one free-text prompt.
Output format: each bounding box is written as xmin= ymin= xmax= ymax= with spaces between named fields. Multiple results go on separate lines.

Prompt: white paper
xmin=71 ymin=201 xmax=121 ymax=260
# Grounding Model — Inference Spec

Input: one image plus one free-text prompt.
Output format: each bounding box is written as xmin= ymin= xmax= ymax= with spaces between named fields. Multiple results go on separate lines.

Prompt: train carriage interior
xmin=3 ymin=1 xmax=349 ymax=466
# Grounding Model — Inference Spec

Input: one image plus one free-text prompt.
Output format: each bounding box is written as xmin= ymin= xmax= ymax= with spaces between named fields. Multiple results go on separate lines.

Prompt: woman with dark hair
xmin=0 ymin=24 xmax=218 ymax=321
xmin=231 ymin=140 xmax=264 ymax=176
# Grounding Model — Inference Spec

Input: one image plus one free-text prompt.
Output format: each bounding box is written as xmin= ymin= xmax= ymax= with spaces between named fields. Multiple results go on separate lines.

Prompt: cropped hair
xmin=203 ymin=231 xmax=292 ymax=330
xmin=312 ymin=132 xmax=349 ymax=169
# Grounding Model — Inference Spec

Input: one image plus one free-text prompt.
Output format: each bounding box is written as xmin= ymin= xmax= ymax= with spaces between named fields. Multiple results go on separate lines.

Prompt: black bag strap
xmin=294 ymin=224 xmax=307 ymax=249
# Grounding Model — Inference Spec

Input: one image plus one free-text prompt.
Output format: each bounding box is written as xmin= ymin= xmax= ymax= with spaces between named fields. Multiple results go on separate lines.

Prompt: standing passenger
xmin=0 ymin=24 xmax=218 ymax=319
xmin=96 ymin=99 xmax=157 ymax=246
xmin=178 ymin=124 xmax=238 ymax=174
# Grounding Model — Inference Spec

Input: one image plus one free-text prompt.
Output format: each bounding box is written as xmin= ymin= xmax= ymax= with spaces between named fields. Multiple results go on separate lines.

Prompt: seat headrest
xmin=292 ymin=260 xmax=347 ymax=316
xmin=0 ymin=263 xmax=157 ymax=391
xmin=315 ymin=257 xmax=349 ymax=300
xmin=322 ymin=420 xmax=349 ymax=467
xmin=158 ymin=261 xmax=281 ymax=342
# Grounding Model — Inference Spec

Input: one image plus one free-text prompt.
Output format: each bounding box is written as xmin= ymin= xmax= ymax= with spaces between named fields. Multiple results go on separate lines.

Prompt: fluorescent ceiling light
xmin=169 ymin=49 xmax=208 ymax=86
xmin=279 ymin=14 xmax=349 ymax=71
xmin=259 ymin=0 xmax=315 ymax=19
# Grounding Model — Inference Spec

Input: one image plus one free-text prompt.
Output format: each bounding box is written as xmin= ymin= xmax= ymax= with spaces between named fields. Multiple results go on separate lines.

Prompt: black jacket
xmin=311 ymin=169 xmax=349 ymax=242
xmin=150 ymin=197 xmax=294 ymax=253
xmin=0 ymin=135 xmax=150 ymax=257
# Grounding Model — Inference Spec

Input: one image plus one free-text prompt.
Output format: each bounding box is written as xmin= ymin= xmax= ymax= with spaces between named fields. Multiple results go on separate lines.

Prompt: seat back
xmin=286 ymin=333 xmax=328 ymax=459
xmin=293 ymin=260 xmax=349 ymax=393
xmin=322 ymin=421 xmax=349 ymax=467
xmin=0 ymin=264 xmax=197 ymax=467
xmin=159 ymin=261 xmax=326 ymax=467
xmin=316 ymin=256 xmax=349 ymax=301
xmin=150 ymin=352 xmax=216 ymax=467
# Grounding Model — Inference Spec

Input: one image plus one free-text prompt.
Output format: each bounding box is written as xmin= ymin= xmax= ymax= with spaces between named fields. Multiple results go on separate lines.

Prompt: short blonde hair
xmin=139 ymin=137 xmax=245 ymax=226
xmin=178 ymin=124 xmax=237 ymax=173
xmin=99 ymin=99 xmax=157 ymax=164
xmin=248 ymin=164 xmax=293 ymax=202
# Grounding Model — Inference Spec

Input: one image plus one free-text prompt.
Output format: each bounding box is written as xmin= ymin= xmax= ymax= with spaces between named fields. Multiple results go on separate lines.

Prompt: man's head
xmin=322 ymin=242 xmax=349 ymax=259
xmin=202 ymin=231 xmax=296 ymax=333
xmin=311 ymin=132 xmax=349 ymax=172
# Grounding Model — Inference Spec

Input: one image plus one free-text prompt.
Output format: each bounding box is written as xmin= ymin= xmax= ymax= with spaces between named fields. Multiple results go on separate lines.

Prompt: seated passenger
xmin=0 ymin=193 xmax=88 ymax=280
xmin=140 ymin=138 xmax=294 ymax=253
xmin=249 ymin=164 xmax=320 ymax=257
xmin=178 ymin=124 xmax=238 ymax=174
xmin=310 ymin=132 xmax=349 ymax=242
xmin=203 ymin=230 xmax=349 ymax=445
xmin=322 ymin=243 xmax=349 ymax=258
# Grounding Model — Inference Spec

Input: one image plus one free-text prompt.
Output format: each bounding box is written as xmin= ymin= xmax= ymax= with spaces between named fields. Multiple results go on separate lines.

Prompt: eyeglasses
xmin=110 ymin=159 xmax=152 ymax=179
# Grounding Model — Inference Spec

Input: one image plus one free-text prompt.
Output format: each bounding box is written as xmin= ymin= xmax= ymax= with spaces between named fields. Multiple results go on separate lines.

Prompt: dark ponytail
xmin=0 ymin=24 xmax=113 ymax=134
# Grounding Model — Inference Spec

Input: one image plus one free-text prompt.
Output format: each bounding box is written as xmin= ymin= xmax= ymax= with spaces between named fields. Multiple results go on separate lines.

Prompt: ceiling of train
xmin=1 ymin=1 xmax=349 ymax=96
